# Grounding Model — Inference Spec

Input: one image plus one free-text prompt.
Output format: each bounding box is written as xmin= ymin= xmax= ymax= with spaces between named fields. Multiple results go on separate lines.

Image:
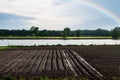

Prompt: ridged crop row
xmin=0 ymin=49 xmax=104 ymax=79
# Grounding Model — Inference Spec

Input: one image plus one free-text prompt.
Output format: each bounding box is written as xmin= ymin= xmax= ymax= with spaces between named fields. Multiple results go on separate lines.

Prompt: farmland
xmin=0 ymin=46 xmax=120 ymax=79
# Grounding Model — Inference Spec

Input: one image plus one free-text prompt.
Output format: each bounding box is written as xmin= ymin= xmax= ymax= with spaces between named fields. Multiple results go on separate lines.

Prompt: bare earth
xmin=0 ymin=46 xmax=120 ymax=79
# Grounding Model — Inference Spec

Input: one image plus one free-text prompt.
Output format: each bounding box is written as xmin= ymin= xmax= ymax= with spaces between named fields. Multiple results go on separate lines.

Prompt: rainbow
xmin=71 ymin=0 xmax=120 ymax=24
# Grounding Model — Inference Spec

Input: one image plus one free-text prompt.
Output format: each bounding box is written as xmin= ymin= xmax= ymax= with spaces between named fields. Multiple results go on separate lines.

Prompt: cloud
xmin=70 ymin=17 xmax=119 ymax=30
xmin=0 ymin=0 xmax=119 ymax=30
xmin=0 ymin=12 xmax=35 ymax=20
xmin=0 ymin=12 xmax=35 ymax=29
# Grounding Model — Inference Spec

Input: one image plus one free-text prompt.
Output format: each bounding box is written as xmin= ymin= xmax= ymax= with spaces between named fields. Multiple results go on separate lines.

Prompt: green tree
xmin=112 ymin=27 xmax=120 ymax=39
xmin=30 ymin=26 xmax=39 ymax=36
xmin=63 ymin=27 xmax=71 ymax=39
xmin=75 ymin=30 xmax=81 ymax=37
xmin=0 ymin=30 xmax=4 ymax=36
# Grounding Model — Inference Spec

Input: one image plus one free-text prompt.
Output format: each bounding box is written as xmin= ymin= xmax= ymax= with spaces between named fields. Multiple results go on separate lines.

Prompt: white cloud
xmin=0 ymin=0 xmax=116 ymax=30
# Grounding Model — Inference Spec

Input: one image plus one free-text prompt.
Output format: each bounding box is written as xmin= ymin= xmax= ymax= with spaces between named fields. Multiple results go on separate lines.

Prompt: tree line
xmin=0 ymin=26 xmax=120 ymax=39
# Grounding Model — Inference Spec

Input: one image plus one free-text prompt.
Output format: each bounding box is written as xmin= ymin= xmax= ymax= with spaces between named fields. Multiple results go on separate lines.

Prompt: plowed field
xmin=0 ymin=46 xmax=120 ymax=79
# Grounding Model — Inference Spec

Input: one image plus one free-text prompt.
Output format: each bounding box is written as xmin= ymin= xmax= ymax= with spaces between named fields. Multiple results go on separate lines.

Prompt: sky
xmin=0 ymin=0 xmax=120 ymax=30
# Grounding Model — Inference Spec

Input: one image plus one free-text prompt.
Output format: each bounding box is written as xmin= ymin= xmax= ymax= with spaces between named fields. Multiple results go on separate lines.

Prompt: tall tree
xmin=30 ymin=26 xmax=39 ymax=36
xmin=63 ymin=27 xmax=71 ymax=39
xmin=112 ymin=27 xmax=120 ymax=39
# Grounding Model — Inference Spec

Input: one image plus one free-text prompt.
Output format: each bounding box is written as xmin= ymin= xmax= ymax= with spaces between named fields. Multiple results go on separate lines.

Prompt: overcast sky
xmin=0 ymin=0 xmax=120 ymax=30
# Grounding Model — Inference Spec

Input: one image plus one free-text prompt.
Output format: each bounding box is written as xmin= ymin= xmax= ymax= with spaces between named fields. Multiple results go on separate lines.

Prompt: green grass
xmin=112 ymin=77 xmax=120 ymax=80
xmin=0 ymin=46 xmax=26 ymax=50
xmin=0 ymin=36 xmax=62 ymax=39
xmin=0 ymin=46 xmax=13 ymax=50
xmin=0 ymin=36 xmax=112 ymax=39
xmin=1 ymin=75 xmax=120 ymax=80
xmin=67 ymin=36 xmax=112 ymax=39
xmin=0 ymin=76 xmax=90 ymax=80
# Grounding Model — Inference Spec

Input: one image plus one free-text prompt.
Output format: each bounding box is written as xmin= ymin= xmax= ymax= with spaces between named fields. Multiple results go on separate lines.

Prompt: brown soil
xmin=0 ymin=46 xmax=120 ymax=79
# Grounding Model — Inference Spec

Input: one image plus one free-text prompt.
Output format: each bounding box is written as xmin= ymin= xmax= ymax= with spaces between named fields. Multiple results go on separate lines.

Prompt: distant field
xmin=0 ymin=36 xmax=112 ymax=39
